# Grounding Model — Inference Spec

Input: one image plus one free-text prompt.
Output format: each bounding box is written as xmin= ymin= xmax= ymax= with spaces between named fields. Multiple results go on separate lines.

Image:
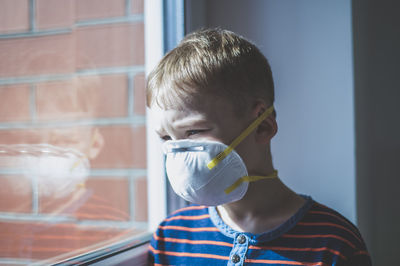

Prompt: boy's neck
xmin=217 ymin=170 xmax=305 ymax=234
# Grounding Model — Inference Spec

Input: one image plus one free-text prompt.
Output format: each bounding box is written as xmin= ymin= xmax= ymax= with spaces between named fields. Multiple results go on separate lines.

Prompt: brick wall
xmin=0 ymin=0 xmax=147 ymax=263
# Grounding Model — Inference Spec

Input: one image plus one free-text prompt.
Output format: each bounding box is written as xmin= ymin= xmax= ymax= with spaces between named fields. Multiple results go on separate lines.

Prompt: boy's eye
xmin=186 ymin=129 xmax=209 ymax=137
xmin=160 ymin=135 xmax=172 ymax=141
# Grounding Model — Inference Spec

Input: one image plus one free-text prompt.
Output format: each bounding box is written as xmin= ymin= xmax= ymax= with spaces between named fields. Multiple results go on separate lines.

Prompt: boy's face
xmin=153 ymin=96 xmax=259 ymax=169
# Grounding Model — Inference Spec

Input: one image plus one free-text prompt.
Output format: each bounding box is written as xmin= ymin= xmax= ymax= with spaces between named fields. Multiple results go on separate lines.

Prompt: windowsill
xmin=50 ymin=231 xmax=152 ymax=265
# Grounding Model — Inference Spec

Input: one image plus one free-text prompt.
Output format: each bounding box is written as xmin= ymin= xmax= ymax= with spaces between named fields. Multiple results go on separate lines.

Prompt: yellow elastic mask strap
xmin=207 ymin=105 xmax=275 ymax=170
xmin=224 ymin=170 xmax=278 ymax=194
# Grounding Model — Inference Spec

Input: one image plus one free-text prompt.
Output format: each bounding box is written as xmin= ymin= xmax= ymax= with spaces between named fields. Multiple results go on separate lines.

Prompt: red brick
xmin=76 ymin=0 xmax=126 ymax=20
xmin=36 ymin=79 xmax=91 ymax=120
xmin=0 ymin=84 xmax=31 ymax=122
xmin=0 ymin=175 xmax=32 ymax=213
xmin=92 ymin=126 xmax=146 ymax=168
xmin=134 ymin=177 xmax=147 ymax=222
xmin=131 ymin=0 xmax=144 ymax=14
xmin=0 ymin=0 xmax=29 ymax=33
xmin=132 ymin=22 xmax=145 ymax=65
xmin=76 ymin=23 xmax=144 ymax=69
xmin=134 ymin=73 xmax=146 ymax=115
xmin=39 ymin=177 xmax=131 ymax=221
xmin=0 ymin=33 xmax=75 ymax=77
xmin=36 ymin=0 xmax=75 ymax=30
xmin=36 ymin=74 xmax=128 ymax=120
xmin=0 ymin=129 xmax=43 ymax=144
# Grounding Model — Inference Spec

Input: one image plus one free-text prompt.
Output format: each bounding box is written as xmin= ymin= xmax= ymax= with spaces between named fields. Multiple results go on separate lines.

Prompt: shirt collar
xmin=208 ymin=194 xmax=314 ymax=244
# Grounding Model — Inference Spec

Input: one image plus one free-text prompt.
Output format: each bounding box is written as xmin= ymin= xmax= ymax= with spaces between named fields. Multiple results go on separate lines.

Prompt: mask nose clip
xmin=165 ymin=145 xmax=205 ymax=153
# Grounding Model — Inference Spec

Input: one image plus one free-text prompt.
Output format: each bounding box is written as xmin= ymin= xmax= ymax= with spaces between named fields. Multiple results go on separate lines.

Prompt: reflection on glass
xmin=0 ymin=0 xmax=147 ymax=264
xmin=0 ymin=144 xmax=90 ymax=199
xmin=0 ymin=129 xmax=146 ymax=263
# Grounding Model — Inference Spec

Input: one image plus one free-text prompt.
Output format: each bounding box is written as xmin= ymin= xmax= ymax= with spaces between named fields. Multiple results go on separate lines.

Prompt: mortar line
xmin=129 ymin=175 xmax=136 ymax=222
xmin=32 ymin=174 xmax=39 ymax=214
xmin=125 ymin=0 xmax=132 ymax=16
xmin=89 ymin=169 xmax=147 ymax=177
xmin=0 ymin=116 xmax=146 ymax=130
xmin=0 ymin=28 xmax=72 ymax=39
xmin=30 ymin=84 xmax=37 ymax=122
xmin=0 ymin=66 xmax=145 ymax=86
xmin=30 ymin=0 xmax=36 ymax=32
xmin=76 ymin=15 xmax=143 ymax=27
xmin=0 ymin=258 xmax=33 ymax=265
xmin=0 ymin=212 xmax=147 ymax=228
xmin=127 ymin=73 xmax=135 ymax=117
xmin=0 ymin=169 xmax=147 ymax=177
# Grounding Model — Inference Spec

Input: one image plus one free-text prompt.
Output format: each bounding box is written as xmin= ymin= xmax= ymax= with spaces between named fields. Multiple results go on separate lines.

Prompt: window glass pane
xmin=0 ymin=0 xmax=147 ymax=264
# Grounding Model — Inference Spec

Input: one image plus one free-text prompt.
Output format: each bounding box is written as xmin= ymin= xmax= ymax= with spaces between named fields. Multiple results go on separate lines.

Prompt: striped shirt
xmin=149 ymin=196 xmax=371 ymax=265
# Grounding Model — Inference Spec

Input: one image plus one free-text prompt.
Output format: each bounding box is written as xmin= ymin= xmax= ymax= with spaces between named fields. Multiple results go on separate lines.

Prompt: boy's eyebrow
xmin=173 ymin=117 xmax=210 ymax=129
xmin=155 ymin=129 xmax=164 ymax=136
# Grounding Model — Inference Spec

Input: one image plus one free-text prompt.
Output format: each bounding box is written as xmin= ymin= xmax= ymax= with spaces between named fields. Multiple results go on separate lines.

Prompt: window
xmin=0 ymin=0 xmax=154 ymax=264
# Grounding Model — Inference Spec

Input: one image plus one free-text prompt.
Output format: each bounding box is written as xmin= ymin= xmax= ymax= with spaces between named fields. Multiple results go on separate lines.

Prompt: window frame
xmin=161 ymin=0 xmax=190 ymax=215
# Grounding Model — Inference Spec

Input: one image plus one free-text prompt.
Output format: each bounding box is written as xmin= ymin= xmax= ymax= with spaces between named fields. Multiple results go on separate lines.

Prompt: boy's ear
xmin=252 ymin=102 xmax=278 ymax=144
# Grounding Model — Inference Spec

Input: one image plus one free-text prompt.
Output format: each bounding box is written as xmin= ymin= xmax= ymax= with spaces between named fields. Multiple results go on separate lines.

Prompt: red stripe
xmin=283 ymin=234 xmax=356 ymax=249
xmin=153 ymin=234 xmax=233 ymax=247
xmin=170 ymin=205 xmax=207 ymax=215
xmin=158 ymin=225 xmax=219 ymax=232
xmin=149 ymin=245 xmax=229 ymax=260
xmin=298 ymin=222 xmax=362 ymax=243
xmin=353 ymin=250 xmax=370 ymax=256
xmin=245 ymin=258 xmax=327 ymax=265
xmin=309 ymin=206 xmax=359 ymax=233
xmin=249 ymin=245 xmax=346 ymax=260
xmin=164 ymin=214 xmax=210 ymax=222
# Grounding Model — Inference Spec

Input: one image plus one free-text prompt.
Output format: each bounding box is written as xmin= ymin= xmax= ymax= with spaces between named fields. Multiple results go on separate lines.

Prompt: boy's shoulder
xmin=292 ymin=200 xmax=371 ymax=263
xmin=301 ymin=201 xmax=364 ymax=241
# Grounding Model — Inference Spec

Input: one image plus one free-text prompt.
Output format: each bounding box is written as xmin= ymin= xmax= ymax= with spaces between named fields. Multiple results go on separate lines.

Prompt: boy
xmin=147 ymin=28 xmax=371 ymax=265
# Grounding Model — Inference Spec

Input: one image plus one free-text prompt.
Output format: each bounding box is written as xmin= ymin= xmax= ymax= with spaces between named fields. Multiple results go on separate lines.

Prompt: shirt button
xmin=231 ymin=254 xmax=240 ymax=263
xmin=237 ymin=234 xmax=246 ymax=244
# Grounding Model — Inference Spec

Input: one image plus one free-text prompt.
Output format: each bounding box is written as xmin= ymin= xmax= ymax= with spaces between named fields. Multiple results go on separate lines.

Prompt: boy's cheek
xmin=235 ymin=139 xmax=261 ymax=169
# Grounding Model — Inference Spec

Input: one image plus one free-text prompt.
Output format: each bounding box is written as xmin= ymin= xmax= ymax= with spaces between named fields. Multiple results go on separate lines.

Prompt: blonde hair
xmin=146 ymin=28 xmax=274 ymax=115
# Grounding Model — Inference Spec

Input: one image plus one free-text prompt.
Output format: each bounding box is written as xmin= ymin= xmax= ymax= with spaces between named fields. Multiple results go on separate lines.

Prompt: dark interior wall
xmin=352 ymin=0 xmax=400 ymax=264
xmin=197 ymin=0 xmax=358 ymax=223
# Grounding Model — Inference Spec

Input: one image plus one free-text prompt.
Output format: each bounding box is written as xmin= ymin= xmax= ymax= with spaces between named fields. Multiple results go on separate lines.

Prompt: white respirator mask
xmin=162 ymin=105 xmax=278 ymax=206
